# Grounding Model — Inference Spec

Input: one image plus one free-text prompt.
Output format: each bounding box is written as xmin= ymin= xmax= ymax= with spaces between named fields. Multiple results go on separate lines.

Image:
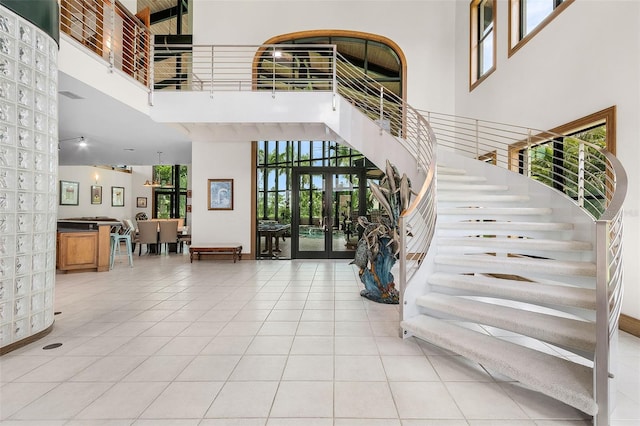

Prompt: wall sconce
xmin=94 ymin=172 xmax=99 ymax=185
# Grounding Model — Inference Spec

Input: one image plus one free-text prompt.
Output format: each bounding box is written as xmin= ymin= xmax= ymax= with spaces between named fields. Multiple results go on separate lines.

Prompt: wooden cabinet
xmin=56 ymin=224 xmax=111 ymax=272
xmin=57 ymin=231 xmax=98 ymax=271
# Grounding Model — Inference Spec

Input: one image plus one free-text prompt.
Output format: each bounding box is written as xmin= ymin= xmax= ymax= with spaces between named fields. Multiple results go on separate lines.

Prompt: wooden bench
xmin=189 ymin=243 xmax=243 ymax=263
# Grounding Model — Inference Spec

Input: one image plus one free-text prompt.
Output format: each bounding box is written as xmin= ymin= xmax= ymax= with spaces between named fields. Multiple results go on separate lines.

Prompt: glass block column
xmin=0 ymin=5 xmax=58 ymax=350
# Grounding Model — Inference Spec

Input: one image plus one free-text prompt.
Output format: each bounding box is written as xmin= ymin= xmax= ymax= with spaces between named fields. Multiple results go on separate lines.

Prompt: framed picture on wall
xmin=59 ymin=180 xmax=79 ymax=205
xmin=91 ymin=185 xmax=102 ymax=205
xmin=136 ymin=197 xmax=147 ymax=208
xmin=208 ymin=179 xmax=233 ymax=210
xmin=111 ymin=186 xmax=125 ymax=207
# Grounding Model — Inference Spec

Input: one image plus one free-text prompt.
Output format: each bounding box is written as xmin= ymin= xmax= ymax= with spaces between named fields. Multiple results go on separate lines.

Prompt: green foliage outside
xmin=529 ymin=125 xmax=607 ymax=218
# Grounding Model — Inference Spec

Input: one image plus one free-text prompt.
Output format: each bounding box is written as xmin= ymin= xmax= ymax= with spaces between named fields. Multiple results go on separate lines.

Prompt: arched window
xmin=260 ymin=31 xmax=405 ymax=99
xmin=255 ymin=32 xmax=406 ymax=259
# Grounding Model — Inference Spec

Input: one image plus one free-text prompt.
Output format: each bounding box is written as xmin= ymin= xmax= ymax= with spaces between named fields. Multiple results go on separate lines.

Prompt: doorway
xmin=291 ymin=168 xmax=365 ymax=259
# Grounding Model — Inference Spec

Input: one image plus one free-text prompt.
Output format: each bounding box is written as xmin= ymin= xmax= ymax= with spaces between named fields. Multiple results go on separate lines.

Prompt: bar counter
xmin=56 ymin=219 xmax=120 ymax=272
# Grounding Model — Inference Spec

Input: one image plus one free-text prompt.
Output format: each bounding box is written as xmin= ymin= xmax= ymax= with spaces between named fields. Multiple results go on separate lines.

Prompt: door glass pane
xmin=331 ymin=173 xmax=359 ymax=253
xmin=296 ymin=173 xmax=326 ymax=253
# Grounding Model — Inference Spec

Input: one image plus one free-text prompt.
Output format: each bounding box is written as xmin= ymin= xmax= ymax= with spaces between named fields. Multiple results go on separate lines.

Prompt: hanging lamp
xmin=143 ymin=152 xmax=173 ymax=188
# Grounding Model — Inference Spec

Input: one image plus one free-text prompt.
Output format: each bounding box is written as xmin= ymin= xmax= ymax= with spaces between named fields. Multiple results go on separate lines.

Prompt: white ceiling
xmin=57 ymin=71 xmax=193 ymax=166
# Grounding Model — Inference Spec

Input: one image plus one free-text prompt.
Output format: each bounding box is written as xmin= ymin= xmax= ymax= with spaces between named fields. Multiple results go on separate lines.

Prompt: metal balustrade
xmin=59 ymin=0 xmax=151 ymax=86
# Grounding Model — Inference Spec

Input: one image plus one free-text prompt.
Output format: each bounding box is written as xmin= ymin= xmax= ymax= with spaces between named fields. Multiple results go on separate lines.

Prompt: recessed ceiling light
xmin=123 ymin=148 xmax=135 ymax=151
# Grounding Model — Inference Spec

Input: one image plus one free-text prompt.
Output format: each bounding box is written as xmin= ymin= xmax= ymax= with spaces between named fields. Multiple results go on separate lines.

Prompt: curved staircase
xmin=402 ymin=158 xmax=615 ymax=420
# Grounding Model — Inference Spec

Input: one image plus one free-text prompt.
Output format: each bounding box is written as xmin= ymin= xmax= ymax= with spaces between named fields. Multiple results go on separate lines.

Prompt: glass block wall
xmin=0 ymin=5 xmax=58 ymax=350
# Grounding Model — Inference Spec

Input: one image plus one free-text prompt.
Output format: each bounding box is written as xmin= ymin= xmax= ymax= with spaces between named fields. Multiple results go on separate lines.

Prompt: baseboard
xmin=0 ymin=323 xmax=54 ymax=356
xmin=619 ymin=314 xmax=640 ymax=338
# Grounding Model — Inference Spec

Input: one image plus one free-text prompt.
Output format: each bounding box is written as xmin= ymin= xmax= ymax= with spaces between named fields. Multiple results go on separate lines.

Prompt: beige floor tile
xmin=270 ymin=381 xmax=333 ymax=417
xmin=445 ymin=382 xmax=528 ymax=419
xmin=334 ymin=381 xmax=398 ymax=418
xmin=11 ymin=382 xmax=112 ymax=420
xmin=176 ymin=355 xmax=241 ymax=381
xmin=75 ymin=382 xmax=168 ymax=419
xmin=205 ymin=381 xmax=278 ymax=418
xmin=122 ymin=355 xmax=193 ymax=382
xmin=140 ymin=381 xmax=223 ymax=418
xmin=381 ymin=355 xmax=440 ymax=381
xmin=290 ymin=336 xmax=334 ymax=355
xmin=229 ymin=355 xmax=287 ymax=381
xmin=335 ymin=355 xmax=386 ymax=381
xmin=282 ymin=355 xmax=334 ymax=381
xmin=389 ymin=381 xmax=464 ymax=419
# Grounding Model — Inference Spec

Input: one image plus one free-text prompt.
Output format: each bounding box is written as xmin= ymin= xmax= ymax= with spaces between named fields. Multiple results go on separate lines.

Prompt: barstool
xmin=110 ymin=227 xmax=134 ymax=268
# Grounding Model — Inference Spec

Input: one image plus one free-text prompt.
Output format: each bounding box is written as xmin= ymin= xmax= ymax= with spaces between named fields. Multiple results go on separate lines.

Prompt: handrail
xmin=416 ymin=110 xmax=618 ymax=219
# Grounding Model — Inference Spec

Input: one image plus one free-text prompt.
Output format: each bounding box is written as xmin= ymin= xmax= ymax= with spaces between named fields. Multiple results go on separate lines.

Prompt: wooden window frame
xmin=508 ymin=0 xmax=575 ymax=57
xmin=508 ymin=105 xmax=616 ymax=169
xmin=470 ymin=0 xmax=497 ymax=91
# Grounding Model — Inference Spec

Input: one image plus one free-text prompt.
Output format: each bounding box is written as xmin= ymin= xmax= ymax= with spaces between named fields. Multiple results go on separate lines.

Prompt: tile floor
xmin=1 ymin=254 xmax=639 ymax=425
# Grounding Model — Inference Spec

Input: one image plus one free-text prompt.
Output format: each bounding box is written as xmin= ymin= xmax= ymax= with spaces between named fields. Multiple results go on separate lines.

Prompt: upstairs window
xmin=470 ymin=0 xmax=496 ymax=90
xmin=509 ymin=0 xmax=574 ymax=56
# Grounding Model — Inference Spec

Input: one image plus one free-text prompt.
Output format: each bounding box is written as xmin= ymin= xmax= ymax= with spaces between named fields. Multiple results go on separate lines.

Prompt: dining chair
xmin=110 ymin=220 xmax=133 ymax=268
xmin=158 ymin=220 xmax=179 ymax=254
xmin=137 ymin=220 xmax=159 ymax=256
xmin=124 ymin=219 xmax=139 ymax=252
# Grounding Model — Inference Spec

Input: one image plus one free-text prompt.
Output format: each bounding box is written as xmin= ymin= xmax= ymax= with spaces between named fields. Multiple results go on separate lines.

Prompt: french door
xmin=291 ymin=168 xmax=365 ymax=259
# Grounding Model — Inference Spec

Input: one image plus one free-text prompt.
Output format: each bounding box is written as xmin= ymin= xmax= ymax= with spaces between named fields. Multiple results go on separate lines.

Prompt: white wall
xmin=191 ymin=0 xmax=457 ymax=113
xmin=452 ymin=0 xmax=640 ymax=318
xmin=57 ymin=166 xmax=135 ymax=220
xmin=191 ymin=141 xmax=252 ymax=251
xmin=130 ymin=166 xmax=154 ymax=220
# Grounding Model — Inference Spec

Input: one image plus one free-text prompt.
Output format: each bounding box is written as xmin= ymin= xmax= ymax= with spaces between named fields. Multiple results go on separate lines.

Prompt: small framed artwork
xmin=111 ymin=186 xmax=125 ymax=207
xmin=208 ymin=179 xmax=233 ymax=210
xmin=186 ymin=204 xmax=192 ymax=212
xmin=59 ymin=180 xmax=79 ymax=205
xmin=91 ymin=185 xmax=102 ymax=205
xmin=136 ymin=197 xmax=147 ymax=208
xmin=186 ymin=190 xmax=192 ymax=198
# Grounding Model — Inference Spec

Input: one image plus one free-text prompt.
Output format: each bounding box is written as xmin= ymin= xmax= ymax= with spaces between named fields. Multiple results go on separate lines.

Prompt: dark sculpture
xmin=351 ymin=161 xmax=413 ymax=304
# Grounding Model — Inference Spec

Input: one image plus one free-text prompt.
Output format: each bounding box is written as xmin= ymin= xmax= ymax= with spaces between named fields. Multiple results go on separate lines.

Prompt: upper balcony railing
xmin=59 ymin=0 xmax=151 ymax=86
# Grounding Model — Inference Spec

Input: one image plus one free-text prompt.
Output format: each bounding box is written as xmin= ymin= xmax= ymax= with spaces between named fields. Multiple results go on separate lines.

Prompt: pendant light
xmin=143 ymin=152 xmax=173 ymax=188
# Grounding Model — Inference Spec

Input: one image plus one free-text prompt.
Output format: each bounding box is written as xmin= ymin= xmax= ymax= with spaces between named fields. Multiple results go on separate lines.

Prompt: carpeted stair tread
xmin=437 ymin=166 xmax=467 ymax=175
xmin=427 ymin=272 xmax=596 ymax=309
xmin=439 ymin=183 xmax=509 ymax=191
xmin=438 ymin=174 xmax=487 ymax=182
xmin=437 ymin=236 xmax=592 ymax=252
xmin=439 ymin=207 xmax=553 ymax=216
xmin=416 ymin=293 xmax=596 ymax=352
xmin=401 ymin=315 xmax=597 ymax=415
xmin=438 ymin=221 xmax=573 ymax=231
xmin=435 ymin=254 xmax=596 ymax=277
xmin=439 ymin=193 xmax=530 ymax=202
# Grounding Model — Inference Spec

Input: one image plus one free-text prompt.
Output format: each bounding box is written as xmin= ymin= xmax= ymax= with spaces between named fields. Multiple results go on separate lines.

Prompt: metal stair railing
xmin=415 ymin=109 xmax=627 ymax=426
